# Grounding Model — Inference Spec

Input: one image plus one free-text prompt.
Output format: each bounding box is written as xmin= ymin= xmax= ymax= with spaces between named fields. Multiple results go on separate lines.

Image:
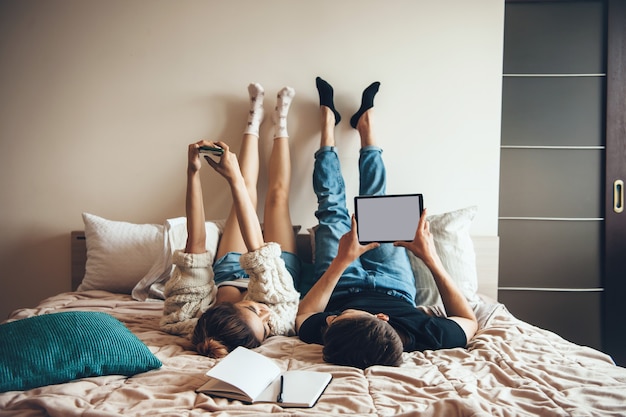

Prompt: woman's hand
xmin=187 ymin=141 xmax=206 ymax=173
xmin=200 ymin=141 xmax=242 ymax=184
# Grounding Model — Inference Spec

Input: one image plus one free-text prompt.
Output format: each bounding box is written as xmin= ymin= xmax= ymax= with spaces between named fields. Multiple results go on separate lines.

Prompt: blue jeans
xmin=312 ymin=146 xmax=417 ymax=306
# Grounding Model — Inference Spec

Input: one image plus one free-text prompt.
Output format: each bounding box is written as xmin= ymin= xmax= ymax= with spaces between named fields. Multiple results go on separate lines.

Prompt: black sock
xmin=350 ymin=81 xmax=380 ymax=128
xmin=316 ymin=77 xmax=341 ymax=125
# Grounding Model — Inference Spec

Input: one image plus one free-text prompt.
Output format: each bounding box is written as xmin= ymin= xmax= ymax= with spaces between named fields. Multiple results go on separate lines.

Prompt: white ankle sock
xmin=273 ymin=86 xmax=295 ymax=138
xmin=244 ymin=83 xmax=264 ymax=137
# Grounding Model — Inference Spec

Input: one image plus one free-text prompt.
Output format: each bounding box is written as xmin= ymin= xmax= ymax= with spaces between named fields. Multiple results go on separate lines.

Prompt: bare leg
xmin=320 ymin=106 xmax=336 ymax=148
xmin=356 ymin=108 xmax=376 ymax=148
xmin=262 ymin=87 xmax=297 ymax=253
xmin=263 ymin=136 xmax=296 ymax=252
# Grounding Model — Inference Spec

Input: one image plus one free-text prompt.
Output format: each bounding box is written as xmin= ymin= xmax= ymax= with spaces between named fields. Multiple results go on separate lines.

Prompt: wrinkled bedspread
xmin=1 ymin=290 xmax=625 ymax=417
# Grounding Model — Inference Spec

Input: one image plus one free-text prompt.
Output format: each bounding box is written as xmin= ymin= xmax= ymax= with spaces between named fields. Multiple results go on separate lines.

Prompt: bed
xmin=1 ymin=208 xmax=626 ymax=417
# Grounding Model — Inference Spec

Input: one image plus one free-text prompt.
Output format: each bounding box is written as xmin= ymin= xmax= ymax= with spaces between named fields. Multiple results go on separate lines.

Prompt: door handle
xmin=615 ymin=179 xmax=624 ymax=213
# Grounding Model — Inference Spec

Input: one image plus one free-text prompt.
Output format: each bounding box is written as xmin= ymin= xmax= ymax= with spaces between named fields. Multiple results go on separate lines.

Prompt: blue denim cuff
xmin=359 ymin=145 xmax=383 ymax=154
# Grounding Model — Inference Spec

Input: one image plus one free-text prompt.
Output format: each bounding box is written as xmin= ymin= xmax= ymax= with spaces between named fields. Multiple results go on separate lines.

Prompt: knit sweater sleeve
xmin=160 ymin=250 xmax=217 ymax=339
xmin=240 ymin=242 xmax=300 ymax=336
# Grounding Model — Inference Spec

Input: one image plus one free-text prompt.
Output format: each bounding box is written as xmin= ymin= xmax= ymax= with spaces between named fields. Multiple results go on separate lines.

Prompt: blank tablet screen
xmin=354 ymin=194 xmax=423 ymax=243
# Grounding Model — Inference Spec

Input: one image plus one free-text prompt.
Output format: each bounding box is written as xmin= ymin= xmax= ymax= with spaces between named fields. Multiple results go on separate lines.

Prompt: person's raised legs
xmin=216 ymin=83 xmax=264 ymax=259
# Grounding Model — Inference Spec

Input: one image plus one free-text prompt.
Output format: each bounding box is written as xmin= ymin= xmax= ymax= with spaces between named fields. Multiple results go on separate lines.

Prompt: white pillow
xmin=79 ymin=213 xmax=164 ymax=294
xmin=79 ymin=214 xmax=223 ymax=297
xmin=408 ymin=206 xmax=481 ymax=307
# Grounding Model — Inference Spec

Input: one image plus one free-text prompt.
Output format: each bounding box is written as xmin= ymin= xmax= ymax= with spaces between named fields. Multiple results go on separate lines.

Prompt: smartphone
xmin=198 ymin=145 xmax=224 ymax=156
xmin=354 ymin=194 xmax=424 ymax=243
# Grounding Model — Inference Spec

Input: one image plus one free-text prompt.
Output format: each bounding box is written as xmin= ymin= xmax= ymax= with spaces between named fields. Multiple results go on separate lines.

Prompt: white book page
xmin=205 ymin=346 xmax=281 ymax=401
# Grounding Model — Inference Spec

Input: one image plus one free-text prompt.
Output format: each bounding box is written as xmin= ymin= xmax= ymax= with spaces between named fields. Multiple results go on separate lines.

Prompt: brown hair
xmin=191 ymin=303 xmax=260 ymax=358
xmin=322 ymin=315 xmax=403 ymax=369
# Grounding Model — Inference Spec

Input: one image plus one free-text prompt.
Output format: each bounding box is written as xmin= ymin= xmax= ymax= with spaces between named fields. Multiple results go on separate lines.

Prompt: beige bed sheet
xmin=1 ymin=290 xmax=625 ymax=417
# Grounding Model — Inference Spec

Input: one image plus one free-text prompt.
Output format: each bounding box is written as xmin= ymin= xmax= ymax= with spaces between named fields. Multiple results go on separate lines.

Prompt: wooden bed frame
xmin=70 ymin=231 xmax=499 ymax=301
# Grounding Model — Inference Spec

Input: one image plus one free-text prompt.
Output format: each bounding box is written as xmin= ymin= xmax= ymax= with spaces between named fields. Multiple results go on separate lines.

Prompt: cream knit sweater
xmin=160 ymin=242 xmax=300 ymax=339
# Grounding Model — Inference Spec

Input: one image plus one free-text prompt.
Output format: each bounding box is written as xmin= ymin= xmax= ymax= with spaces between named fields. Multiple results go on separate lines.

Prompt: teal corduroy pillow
xmin=0 ymin=311 xmax=162 ymax=393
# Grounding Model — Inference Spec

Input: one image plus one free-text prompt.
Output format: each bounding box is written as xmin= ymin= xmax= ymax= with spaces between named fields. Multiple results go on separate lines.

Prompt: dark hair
xmin=191 ymin=303 xmax=260 ymax=358
xmin=322 ymin=315 xmax=404 ymax=369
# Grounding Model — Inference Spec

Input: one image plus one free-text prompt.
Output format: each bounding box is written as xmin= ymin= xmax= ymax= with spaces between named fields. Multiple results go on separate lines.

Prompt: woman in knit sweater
xmin=160 ymin=84 xmax=301 ymax=358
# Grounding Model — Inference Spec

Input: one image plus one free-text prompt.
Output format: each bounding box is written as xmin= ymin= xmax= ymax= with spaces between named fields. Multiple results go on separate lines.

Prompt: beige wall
xmin=0 ymin=0 xmax=504 ymax=320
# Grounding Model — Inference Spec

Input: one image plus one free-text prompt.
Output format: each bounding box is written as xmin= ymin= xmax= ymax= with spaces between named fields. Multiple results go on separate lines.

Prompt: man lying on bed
xmin=295 ymin=78 xmax=478 ymax=369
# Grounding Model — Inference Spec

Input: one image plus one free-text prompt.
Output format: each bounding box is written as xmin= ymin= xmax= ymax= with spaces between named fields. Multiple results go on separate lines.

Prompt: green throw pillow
xmin=0 ymin=311 xmax=162 ymax=392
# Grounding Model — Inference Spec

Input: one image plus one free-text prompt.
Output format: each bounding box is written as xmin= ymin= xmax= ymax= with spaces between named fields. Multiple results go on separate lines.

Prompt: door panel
xmin=499 ymin=220 xmax=602 ymax=288
xmin=503 ymin=2 xmax=605 ymax=73
xmin=501 ymin=77 xmax=604 ymax=147
xmin=500 ymin=149 xmax=602 ymax=217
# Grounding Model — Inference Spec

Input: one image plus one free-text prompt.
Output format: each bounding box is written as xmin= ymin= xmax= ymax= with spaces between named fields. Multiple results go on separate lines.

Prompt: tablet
xmin=354 ymin=194 xmax=423 ymax=244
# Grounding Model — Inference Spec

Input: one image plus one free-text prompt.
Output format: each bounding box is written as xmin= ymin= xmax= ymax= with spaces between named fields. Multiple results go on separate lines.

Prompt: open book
xmin=197 ymin=346 xmax=332 ymax=408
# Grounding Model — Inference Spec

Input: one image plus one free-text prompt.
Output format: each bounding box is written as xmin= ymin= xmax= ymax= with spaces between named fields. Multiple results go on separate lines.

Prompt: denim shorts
xmin=213 ymin=250 xmax=301 ymax=288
